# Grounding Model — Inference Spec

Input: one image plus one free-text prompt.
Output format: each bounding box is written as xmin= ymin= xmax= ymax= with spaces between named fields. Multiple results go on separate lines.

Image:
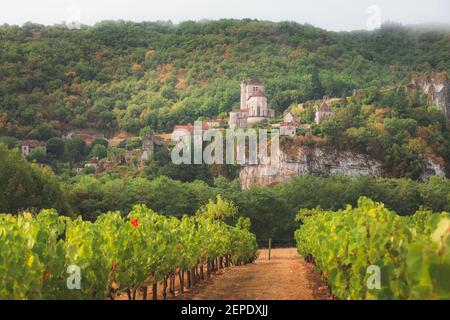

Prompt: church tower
xmin=241 ymin=76 xmax=265 ymax=110
xmin=231 ymin=76 xmax=274 ymax=128
xmin=240 ymin=81 xmax=248 ymax=109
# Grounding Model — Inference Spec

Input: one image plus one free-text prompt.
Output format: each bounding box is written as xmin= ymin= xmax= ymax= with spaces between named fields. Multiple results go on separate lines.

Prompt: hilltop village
xmin=19 ymin=76 xmax=338 ymax=174
xmin=172 ymin=76 xmax=333 ymax=140
xmin=13 ymin=72 xmax=450 ymax=184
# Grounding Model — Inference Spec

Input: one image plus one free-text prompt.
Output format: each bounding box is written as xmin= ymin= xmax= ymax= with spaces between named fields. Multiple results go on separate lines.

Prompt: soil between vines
xmin=116 ymin=248 xmax=331 ymax=300
xmin=175 ymin=248 xmax=332 ymax=300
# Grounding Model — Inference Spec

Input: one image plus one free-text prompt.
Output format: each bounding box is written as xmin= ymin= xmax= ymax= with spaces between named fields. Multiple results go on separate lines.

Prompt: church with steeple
xmin=229 ymin=76 xmax=275 ymax=128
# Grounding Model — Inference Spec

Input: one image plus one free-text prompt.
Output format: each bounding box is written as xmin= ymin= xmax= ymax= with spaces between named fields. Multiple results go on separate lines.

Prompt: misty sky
xmin=1 ymin=0 xmax=449 ymax=31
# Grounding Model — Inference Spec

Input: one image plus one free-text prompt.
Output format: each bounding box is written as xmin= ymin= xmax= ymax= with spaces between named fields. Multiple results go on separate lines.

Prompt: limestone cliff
xmin=420 ymin=157 xmax=446 ymax=181
xmin=411 ymin=72 xmax=450 ymax=123
xmin=239 ymin=144 xmax=445 ymax=190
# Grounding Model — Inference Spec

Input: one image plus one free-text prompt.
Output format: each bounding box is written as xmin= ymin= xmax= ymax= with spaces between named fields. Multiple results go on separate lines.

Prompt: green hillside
xmin=1 ymin=19 xmax=450 ymax=137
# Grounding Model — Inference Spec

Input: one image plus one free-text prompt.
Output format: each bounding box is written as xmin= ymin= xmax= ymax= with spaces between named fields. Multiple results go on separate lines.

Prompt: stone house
xmin=278 ymin=111 xmax=301 ymax=136
xmin=315 ymin=102 xmax=334 ymax=125
xmin=279 ymin=122 xmax=297 ymax=136
xmin=229 ymin=109 xmax=249 ymax=129
xmin=21 ymin=140 xmax=46 ymax=157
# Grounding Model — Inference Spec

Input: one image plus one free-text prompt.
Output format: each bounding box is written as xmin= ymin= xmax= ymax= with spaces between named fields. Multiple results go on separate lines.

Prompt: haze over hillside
xmin=2 ymin=0 xmax=450 ymax=32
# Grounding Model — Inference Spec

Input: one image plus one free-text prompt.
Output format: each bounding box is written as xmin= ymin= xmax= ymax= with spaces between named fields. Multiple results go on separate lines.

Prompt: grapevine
xmin=295 ymin=197 xmax=450 ymax=300
xmin=0 ymin=197 xmax=257 ymax=300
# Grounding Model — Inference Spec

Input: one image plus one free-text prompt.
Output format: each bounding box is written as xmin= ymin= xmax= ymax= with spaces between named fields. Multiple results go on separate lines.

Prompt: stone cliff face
xmin=412 ymin=72 xmax=450 ymax=123
xmin=240 ymin=145 xmax=382 ymax=189
xmin=239 ymin=73 xmax=450 ymax=189
xmin=239 ymin=144 xmax=445 ymax=190
xmin=420 ymin=157 xmax=446 ymax=181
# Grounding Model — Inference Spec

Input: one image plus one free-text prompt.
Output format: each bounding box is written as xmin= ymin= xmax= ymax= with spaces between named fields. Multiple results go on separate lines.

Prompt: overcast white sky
xmin=1 ymin=0 xmax=449 ymax=31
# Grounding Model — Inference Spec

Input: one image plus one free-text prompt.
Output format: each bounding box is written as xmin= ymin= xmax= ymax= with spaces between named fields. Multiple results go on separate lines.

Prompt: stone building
xmin=314 ymin=102 xmax=334 ymax=125
xmin=229 ymin=109 xmax=248 ymax=129
xmin=229 ymin=76 xmax=275 ymax=128
xmin=279 ymin=111 xmax=300 ymax=136
xmin=21 ymin=140 xmax=46 ymax=157
xmin=279 ymin=122 xmax=297 ymax=136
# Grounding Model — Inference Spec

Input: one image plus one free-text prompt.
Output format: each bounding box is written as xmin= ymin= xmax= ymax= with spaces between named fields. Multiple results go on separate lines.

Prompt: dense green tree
xmin=27 ymin=147 xmax=47 ymax=163
xmin=89 ymin=144 xmax=107 ymax=160
xmin=0 ymin=136 xmax=18 ymax=149
xmin=27 ymin=124 xmax=59 ymax=141
xmin=0 ymin=143 xmax=66 ymax=213
xmin=91 ymin=138 xmax=109 ymax=149
xmin=310 ymin=67 xmax=325 ymax=100
xmin=64 ymin=136 xmax=86 ymax=165
xmin=139 ymin=126 xmax=153 ymax=137
xmin=46 ymin=137 xmax=65 ymax=159
xmin=320 ymin=117 xmax=342 ymax=139
xmin=61 ymin=171 xmax=450 ymax=238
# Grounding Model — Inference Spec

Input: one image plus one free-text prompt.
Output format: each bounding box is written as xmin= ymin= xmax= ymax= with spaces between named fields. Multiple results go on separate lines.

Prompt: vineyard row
xmin=0 ymin=198 xmax=258 ymax=300
xmin=295 ymin=197 xmax=450 ymax=300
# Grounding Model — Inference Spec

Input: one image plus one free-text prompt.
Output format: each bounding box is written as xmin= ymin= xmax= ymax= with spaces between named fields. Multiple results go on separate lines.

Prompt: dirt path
xmin=178 ymin=248 xmax=332 ymax=300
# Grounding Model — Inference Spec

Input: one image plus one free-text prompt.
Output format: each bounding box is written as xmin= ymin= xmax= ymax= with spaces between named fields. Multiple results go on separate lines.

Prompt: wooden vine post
xmin=268 ymin=238 xmax=272 ymax=261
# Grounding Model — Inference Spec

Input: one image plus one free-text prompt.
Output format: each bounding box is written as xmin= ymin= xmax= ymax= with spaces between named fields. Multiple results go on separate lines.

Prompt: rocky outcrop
xmin=411 ymin=72 xmax=450 ymax=123
xmin=239 ymin=144 xmax=446 ymax=189
xmin=420 ymin=157 xmax=446 ymax=181
xmin=239 ymin=145 xmax=383 ymax=189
